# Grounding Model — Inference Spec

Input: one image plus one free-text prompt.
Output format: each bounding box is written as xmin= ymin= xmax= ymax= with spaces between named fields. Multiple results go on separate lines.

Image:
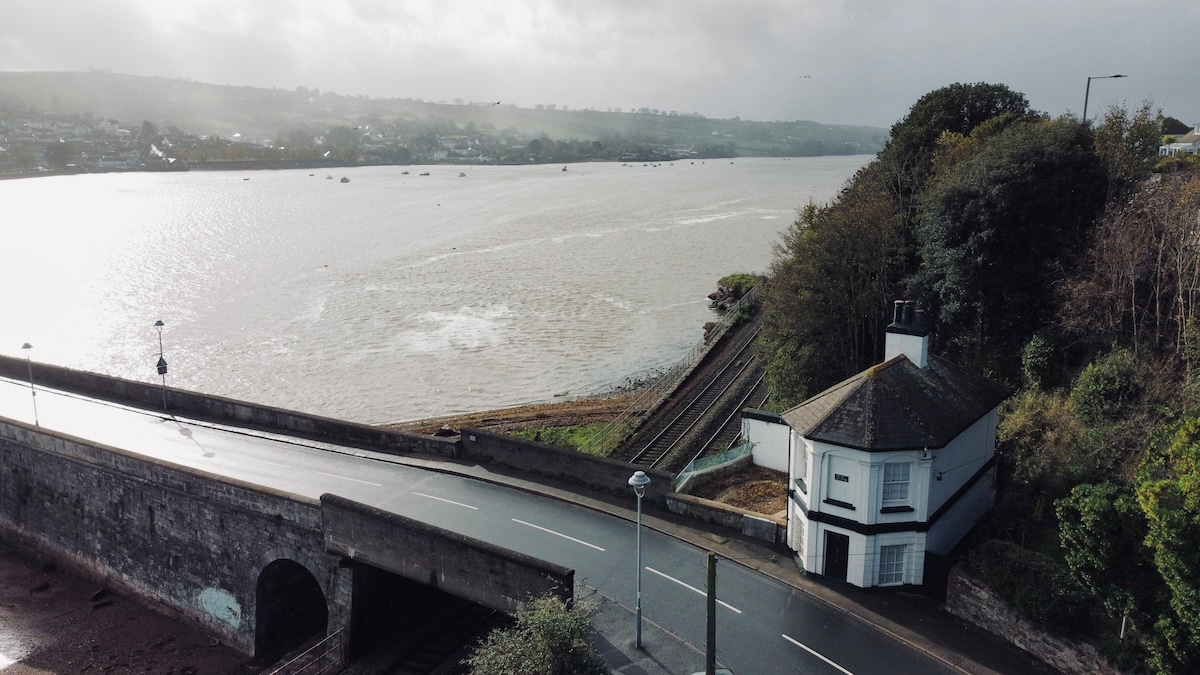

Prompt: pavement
xmin=372 ymin=449 xmax=1058 ymax=675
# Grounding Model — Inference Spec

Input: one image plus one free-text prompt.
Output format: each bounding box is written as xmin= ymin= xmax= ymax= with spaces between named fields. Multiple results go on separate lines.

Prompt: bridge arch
xmin=255 ymin=549 xmax=331 ymax=661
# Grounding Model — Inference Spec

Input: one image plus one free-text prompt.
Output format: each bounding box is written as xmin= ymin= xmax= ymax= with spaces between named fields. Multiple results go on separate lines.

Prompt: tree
xmin=8 ymin=144 xmax=37 ymax=169
xmin=880 ymin=82 xmax=1030 ymax=212
xmin=1136 ymin=417 xmax=1200 ymax=673
xmin=758 ymin=161 xmax=906 ymax=407
xmin=44 ymin=140 xmax=78 ymax=169
xmin=1061 ymin=173 xmax=1200 ymax=355
xmin=1057 ymin=482 xmax=1153 ymax=618
xmin=908 ymin=116 xmax=1107 ymax=373
xmin=1093 ymin=102 xmax=1163 ymax=205
xmin=465 ymin=596 xmax=607 ymax=675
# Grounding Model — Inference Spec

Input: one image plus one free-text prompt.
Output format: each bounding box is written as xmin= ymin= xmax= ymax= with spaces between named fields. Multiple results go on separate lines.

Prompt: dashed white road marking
xmin=413 ymin=491 xmax=479 ymax=510
xmin=782 ymin=633 xmax=855 ymax=674
xmin=315 ymin=471 xmax=382 ymax=486
xmin=511 ymin=519 xmax=605 ymax=551
xmin=238 ymin=455 xmax=291 ymax=468
xmin=644 ymin=566 xmax=742 ymax=614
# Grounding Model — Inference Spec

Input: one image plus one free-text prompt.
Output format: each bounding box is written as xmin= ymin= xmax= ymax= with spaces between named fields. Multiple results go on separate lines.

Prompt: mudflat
xmin=0 ymin=542 xmax=257 ymax=674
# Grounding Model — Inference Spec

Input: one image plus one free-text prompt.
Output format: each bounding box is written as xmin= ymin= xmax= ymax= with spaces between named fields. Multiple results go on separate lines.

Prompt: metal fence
xmin=579 ymin=284 xmax=760 ymax=457
xmin=268 ymin=629 xmax=344 ymax=675
xmin=674 ymin=440 xmax=753 ymax=492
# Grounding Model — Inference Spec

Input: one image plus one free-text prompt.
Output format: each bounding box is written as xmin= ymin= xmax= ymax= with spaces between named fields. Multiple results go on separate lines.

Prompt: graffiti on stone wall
xmin=199 ymin=587 xmax=242 ymax=629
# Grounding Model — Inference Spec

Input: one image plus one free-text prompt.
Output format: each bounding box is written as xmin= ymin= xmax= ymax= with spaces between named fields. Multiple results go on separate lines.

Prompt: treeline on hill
xmin=0 ymin=71 xmax=884 ymax=165
xmin=756 ymin=82 xmax=1200 ymax=673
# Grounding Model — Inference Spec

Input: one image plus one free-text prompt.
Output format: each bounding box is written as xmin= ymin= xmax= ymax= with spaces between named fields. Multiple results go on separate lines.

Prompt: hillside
xmin=0 ymin=71 xmax=885 ymax=155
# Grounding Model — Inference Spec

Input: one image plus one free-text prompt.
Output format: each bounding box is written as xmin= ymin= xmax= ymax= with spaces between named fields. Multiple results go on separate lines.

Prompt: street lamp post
xmin=628 ymin=470 xmax=651 ymax=648
xmin=1083 ymin=74 xmax=1127 ymax=121
xmin=20 ymin=343 xmax=37 ymax=426
xmin=154 ymin=320 xmax=168 ymax=410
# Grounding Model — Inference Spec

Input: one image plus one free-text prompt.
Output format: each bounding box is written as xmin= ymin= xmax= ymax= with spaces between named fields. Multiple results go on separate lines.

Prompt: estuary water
xmin=1 ymin=156 xmax=866 ymax=424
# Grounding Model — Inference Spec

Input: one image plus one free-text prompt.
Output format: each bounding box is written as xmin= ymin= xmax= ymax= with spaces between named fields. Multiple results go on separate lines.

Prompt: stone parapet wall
xmin=322 ymin=494 xmax=573 ymax=613
xmin=462 ymin=428 xmax=673 ymax=500
xmin=0 ymin=355 xmax=459 ymax=459
xmin=945 ymin=565 xmax=1119 ymax=675
xmin=665 ymin=492 xmax=785 ymax=544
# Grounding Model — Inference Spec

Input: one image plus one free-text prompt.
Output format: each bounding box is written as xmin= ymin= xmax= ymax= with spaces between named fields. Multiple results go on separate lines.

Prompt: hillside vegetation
xmin=0 ymin=71 xmax=884 ymax=159
xmin=758 ymin=82 xmax=1200 ymax=673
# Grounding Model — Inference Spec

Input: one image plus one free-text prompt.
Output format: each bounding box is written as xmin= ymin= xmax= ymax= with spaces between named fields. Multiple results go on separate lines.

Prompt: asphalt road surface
xmin=0 ymin=377 xmax=958 ymax=675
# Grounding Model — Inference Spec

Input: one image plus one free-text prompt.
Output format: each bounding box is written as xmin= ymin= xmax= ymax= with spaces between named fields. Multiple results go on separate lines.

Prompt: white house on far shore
xmin=743 ymin=300 xmax=1010 ymax=587
xmin=1160 ymin=124 xmax=1200 ymax=156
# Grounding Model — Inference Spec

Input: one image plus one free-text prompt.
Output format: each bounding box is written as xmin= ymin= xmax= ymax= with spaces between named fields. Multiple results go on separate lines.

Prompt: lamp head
xmin=21 ymin=343 xmax=32 ymax=350
xmin=154 ymin=320 xmax=165 ymax=329
xmin=629 ymin=470 xmax=651 ymax=497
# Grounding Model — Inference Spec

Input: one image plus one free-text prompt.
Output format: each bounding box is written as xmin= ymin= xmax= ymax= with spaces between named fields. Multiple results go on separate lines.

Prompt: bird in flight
xmin=798 ymin=75 xmax=811 ymax=79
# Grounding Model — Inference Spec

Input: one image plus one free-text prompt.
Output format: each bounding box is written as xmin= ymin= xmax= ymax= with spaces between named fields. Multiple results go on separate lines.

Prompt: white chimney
xmin=884 ymin=300 xmax=930 ymax=368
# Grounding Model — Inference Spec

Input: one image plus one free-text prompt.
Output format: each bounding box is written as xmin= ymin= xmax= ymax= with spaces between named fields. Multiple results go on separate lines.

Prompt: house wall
xmin=926 ymin=464 xmax=995 ymax=555
xmin=926 ymin=412 xmax=996 ymax=512
xmin=742 ymin=412 xmax=789 ymax=473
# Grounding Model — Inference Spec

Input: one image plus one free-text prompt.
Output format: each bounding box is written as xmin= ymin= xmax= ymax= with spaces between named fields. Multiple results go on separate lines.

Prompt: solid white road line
xmin=645 ymin=566 xmax=742 ymax=614
xmin=412 ymin=491 xmax=479 ymax=510
xmin=511 ymin=519 xmax=606 ymax=551
xmin=782 ymin=633 xmax=855 ymax=675
xmin=315 ymin=471 xmax=382 ymax=486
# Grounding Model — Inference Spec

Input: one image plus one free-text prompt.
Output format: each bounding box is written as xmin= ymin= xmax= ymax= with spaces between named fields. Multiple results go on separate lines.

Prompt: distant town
xmin=0 ymin=72 xmax=887 ymax=177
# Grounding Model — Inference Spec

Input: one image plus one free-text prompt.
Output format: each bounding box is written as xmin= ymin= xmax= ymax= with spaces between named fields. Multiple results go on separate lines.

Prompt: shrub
xmin=716 ymin=273 xmax=764 ymax=296
xmin=465 ymin=595 xmax=608 ymax=675
xmin=969 ymin=539 xmax=1092 ymax=634
xmin=1070 ymin=348 xmax=1140 ymax=426
xmin=1021 ymin=333 xmax=1055 ymax=389
xmin=997 ymin=390 xmax=1088 ymax=493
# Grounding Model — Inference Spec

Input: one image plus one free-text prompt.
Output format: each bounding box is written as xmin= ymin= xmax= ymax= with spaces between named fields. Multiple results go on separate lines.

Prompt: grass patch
xmin=511 ymin=424 xmax=615 ymax=456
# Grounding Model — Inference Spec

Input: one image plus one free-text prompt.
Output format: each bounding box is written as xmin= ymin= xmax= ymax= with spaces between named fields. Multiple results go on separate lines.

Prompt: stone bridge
xmin=0 ymin=418 xmax=573 ymax=666
xmin=0 ymin=355 xmax=683 ymax=668
xmin=0 ymin=351 xmax=594 ymax=671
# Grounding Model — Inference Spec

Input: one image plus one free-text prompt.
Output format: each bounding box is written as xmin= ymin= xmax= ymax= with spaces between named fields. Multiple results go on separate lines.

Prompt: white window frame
xmin=878 ymin=544 xmax=906 ymax=585
xmin=881 ymin=462 xmax=911 ymax=506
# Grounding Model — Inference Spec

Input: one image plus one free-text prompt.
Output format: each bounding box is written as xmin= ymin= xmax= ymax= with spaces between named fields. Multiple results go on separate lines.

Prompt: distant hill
xmin=0 ymin=71 xmax=886 ymax=156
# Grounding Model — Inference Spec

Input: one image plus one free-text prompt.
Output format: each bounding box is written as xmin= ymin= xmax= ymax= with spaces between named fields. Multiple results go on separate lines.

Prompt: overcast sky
xmin=2 ymin=0 xmax=1196 ymax=129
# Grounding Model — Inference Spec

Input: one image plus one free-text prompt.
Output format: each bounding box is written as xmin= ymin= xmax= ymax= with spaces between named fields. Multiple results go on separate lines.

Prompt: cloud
xmin=1 ymin=0 xmax=1197 ymax=127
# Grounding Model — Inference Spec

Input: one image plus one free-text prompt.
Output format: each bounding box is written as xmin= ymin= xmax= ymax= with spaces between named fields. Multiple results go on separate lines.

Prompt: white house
xmin=779 ymin=300 xmax=1010 ymax=587
xmin=1160 ymin=124 xmax=1200 ymax=156
xmin=740 ymin=409 xmax=789 ymax=473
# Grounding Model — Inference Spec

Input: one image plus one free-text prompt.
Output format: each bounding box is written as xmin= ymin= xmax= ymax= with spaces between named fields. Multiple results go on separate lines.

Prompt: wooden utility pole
xmin=706 ymin=552 xmax=717 ymax=675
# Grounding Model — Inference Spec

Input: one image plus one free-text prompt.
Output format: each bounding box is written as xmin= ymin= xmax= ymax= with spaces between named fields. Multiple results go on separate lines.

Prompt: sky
xmin=1 ymin=0 xmax=1197 ymax=130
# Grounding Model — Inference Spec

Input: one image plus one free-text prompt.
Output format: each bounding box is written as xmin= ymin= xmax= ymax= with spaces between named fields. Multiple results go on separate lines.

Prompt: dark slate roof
xmin=780 ymin=354 xmax=1011 ymax=452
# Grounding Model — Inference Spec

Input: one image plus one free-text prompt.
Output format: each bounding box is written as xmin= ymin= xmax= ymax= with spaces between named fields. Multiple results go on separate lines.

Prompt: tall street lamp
xmin=20 ymin=343 xmax=38 ymax=426
xmin=1083 ymin=74 xmax=1127 ymax=121
xmin=154 ymin=320 xmax=168 ymax=410
xmin=628 ymin=470 xmax=651 ymax=648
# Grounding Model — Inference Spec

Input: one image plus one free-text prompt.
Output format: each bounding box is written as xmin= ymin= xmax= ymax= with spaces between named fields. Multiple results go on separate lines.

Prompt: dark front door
xmin=824 ymin=531 xmax=850 ymax=581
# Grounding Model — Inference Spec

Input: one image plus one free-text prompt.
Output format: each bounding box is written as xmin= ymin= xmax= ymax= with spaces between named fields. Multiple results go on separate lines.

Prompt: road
xmin=0 ymin=377 xmax=955 ymax=675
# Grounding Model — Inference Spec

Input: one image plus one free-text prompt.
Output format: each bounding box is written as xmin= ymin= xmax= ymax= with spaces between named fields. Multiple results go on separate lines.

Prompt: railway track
xmin=626 ymin=327 xmax=761 ymax=469
xmin=680 ymin=370 xmax=770 ymax=469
